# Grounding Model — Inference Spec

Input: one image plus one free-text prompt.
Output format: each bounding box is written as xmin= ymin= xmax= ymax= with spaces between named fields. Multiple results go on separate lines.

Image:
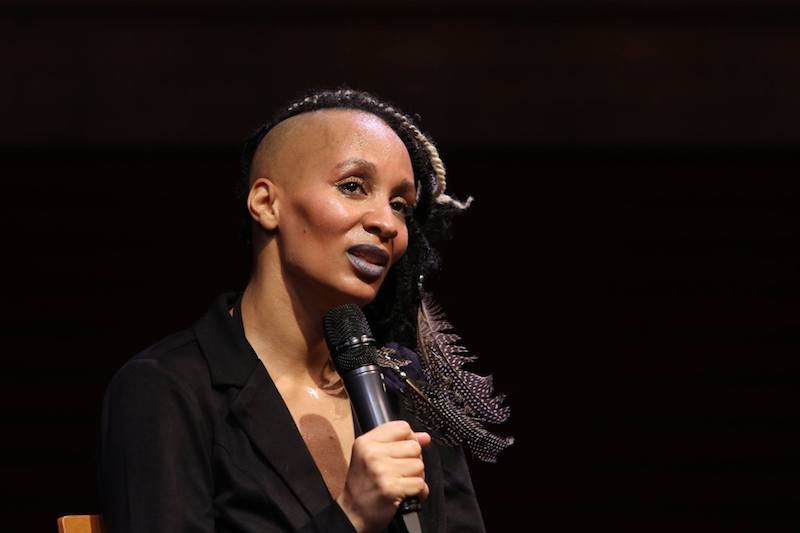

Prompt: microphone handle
xmin=343 ymin=365 xmax=422 ymax=514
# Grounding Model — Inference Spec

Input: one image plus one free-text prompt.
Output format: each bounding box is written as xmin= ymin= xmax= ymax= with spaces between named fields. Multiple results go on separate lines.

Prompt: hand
xmin=336 ymin=420 xmax=431 ymax=533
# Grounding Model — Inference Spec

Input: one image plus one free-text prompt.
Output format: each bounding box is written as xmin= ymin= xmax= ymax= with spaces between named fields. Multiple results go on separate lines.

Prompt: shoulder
xmin=107 ymin=327 xmax=212 ymax=405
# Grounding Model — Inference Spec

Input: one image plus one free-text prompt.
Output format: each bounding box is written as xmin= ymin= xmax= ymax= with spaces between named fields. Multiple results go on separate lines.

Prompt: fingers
xmin=418 ymin=479 xmax=430 ymax=501
xmin=366 ymin=422 xmax=431 ymax=450
xmin=384 ymin=437 xmax=423 ymax=459
xmin=359 ymin=421 xmax=429 ymax=500
xmin=360 ymin=437 xmax=425 ymax=463
xmin=369 ymin=420 xmax=416 ymax=442
xmin=391 ymin=456 xmax=426 ymax=478
xmin=394 ymin=477 xmax=430 ymax=502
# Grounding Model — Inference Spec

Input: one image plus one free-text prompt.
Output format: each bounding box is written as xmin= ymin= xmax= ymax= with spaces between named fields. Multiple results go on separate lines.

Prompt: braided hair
xmin=238 ymin=88 xmax=472 ymax=348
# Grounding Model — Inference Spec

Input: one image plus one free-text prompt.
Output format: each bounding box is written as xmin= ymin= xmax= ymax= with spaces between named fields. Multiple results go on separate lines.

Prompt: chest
xmin=278 ymin=384 xmax=356 ymax=499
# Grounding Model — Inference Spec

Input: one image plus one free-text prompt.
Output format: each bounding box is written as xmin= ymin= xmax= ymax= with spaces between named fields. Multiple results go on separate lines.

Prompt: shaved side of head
xmin=247 ymin=109 xmax=403 ymax=192
xmin=247 ymin=112 xmax=310 ymax=190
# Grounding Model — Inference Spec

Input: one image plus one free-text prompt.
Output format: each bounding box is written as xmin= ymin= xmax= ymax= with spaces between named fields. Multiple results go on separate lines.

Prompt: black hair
xmin=237 ymin=87 xmax=465 ymax=348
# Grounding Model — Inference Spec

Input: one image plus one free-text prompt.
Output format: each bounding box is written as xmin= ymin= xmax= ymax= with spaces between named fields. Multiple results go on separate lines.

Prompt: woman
xmin=98 ymin=89 xmax=511 ymax=532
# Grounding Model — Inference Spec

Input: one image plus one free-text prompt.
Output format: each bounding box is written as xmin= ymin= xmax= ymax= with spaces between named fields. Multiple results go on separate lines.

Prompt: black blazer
xmin=98 ymin=292 xmax=486 ymax=532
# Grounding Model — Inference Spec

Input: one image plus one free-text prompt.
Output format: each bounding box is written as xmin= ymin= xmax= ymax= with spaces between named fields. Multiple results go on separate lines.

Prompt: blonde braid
xmin=373 ymin=99 xmax=473 ymax=211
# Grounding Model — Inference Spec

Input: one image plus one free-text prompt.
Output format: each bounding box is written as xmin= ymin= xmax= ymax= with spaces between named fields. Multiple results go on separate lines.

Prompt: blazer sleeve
xmin=439 ymin=444 xmax=487 ymax=533
xmin=99 ymin=358 xmax=215 ymax=533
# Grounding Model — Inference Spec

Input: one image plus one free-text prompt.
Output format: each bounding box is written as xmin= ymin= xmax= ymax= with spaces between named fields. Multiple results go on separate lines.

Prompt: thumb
xmin=414 ymin=431 xmax=432 ymax=447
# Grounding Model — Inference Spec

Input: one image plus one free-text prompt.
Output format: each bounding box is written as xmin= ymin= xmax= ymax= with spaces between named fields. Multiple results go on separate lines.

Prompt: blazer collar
xmin=192 ymin=292 xmax=257 ymax=387
xmin=192 ymin=291 xmax=337 ymax=525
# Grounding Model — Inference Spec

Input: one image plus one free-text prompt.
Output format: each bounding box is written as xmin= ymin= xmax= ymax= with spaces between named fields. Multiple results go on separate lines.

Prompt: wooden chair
xmin=56 ymin=515 xmax=103 ymax=533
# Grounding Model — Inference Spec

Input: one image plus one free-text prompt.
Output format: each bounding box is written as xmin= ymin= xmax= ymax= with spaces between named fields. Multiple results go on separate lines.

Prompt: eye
xmin=337 ymin=178 xmax=366 ymax=195
xmin=391 ymin=200 xmax=414 ymax=218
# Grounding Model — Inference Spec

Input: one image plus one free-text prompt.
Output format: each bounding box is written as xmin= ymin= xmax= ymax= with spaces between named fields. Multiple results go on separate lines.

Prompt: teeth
xmin=355 ymin=255 xmax=377 ymax=265
xmin=351 ymin=251 xmax=382 ymax=266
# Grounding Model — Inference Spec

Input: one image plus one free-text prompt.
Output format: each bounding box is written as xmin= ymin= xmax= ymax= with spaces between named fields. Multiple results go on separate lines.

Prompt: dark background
xmin=3 ymin=1 xmax=800 ymax=531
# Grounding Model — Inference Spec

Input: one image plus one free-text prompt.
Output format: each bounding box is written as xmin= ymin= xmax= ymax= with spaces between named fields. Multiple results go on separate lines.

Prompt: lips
xmin=346 ymin=244 xmax=390 ymax=282
xmin=346 ymin=244 xmax=389 ymax=267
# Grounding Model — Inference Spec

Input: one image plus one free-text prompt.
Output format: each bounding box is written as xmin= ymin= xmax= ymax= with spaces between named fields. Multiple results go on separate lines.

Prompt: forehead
xmin=250 ymin=108 xmax=416 ymax=195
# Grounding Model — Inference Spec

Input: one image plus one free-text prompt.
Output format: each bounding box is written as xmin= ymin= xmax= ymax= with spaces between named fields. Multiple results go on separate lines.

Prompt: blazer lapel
xmin=229 ymin=360 xmax=335 ymax=522
xmin=193 ymin=292 xmax=335 ymax=527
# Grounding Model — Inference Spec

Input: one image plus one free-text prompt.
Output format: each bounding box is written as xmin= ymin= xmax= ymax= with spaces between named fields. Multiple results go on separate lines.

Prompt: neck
xmin=240 ymin=265 xmax=334 ymax=388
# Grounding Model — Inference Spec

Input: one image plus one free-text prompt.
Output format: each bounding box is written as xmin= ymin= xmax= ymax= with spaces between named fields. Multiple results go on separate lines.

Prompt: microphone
xmin=323 ymin=304 xmax=423 ymax=533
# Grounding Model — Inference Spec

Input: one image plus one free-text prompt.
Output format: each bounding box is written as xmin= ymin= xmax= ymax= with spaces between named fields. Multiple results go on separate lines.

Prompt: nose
xmin=362 ymin=201 xmax=401 ymax=241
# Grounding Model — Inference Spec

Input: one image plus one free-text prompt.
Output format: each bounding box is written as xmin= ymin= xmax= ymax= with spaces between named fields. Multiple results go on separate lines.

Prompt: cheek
xmin=291 ymin=195 xmax=352 ymax=238
xmin=392 ymin=227 xmax=410 ymax=265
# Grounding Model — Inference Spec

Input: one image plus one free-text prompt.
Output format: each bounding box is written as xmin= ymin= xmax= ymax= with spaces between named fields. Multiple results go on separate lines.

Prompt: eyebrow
xmin=335 ymin=158 xmax=416 ymax=198
xmin=336 ymin=157 xmax=376 ymax=173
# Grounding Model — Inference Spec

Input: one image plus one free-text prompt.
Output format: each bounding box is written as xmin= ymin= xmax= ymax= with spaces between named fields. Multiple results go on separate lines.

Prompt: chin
xmin=346 ymin=288 xmax=380 ymax=309
xmin=337 ymin=278 xmax=383 ymax=308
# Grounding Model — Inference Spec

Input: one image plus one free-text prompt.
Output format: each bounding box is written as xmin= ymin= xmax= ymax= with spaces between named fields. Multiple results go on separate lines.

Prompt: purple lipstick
xmin=346 ymin=244 xmax=389 ymax=281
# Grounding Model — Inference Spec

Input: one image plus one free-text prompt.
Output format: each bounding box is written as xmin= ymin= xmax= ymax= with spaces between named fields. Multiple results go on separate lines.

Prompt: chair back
xmin=56 ymin=515 xmax=103 ymax=533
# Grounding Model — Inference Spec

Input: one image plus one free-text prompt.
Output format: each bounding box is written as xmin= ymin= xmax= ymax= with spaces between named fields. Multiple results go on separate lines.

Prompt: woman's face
xmin=262 ymin=109 xmax=416 ymax=309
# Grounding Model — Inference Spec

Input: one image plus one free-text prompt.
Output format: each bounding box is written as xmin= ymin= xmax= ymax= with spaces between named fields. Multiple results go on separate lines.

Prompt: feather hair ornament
xmin=375 ymin=291 xmax=514 ymax=463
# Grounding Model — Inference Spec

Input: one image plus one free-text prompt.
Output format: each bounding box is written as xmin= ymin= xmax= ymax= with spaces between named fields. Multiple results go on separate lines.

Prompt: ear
xmin=247 ymin=177 xmax=280 ymax=231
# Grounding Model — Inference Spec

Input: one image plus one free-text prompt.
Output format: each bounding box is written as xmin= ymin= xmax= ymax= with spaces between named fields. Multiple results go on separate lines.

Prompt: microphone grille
xmin=323 ymin=304 xmax=378 ymax=374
